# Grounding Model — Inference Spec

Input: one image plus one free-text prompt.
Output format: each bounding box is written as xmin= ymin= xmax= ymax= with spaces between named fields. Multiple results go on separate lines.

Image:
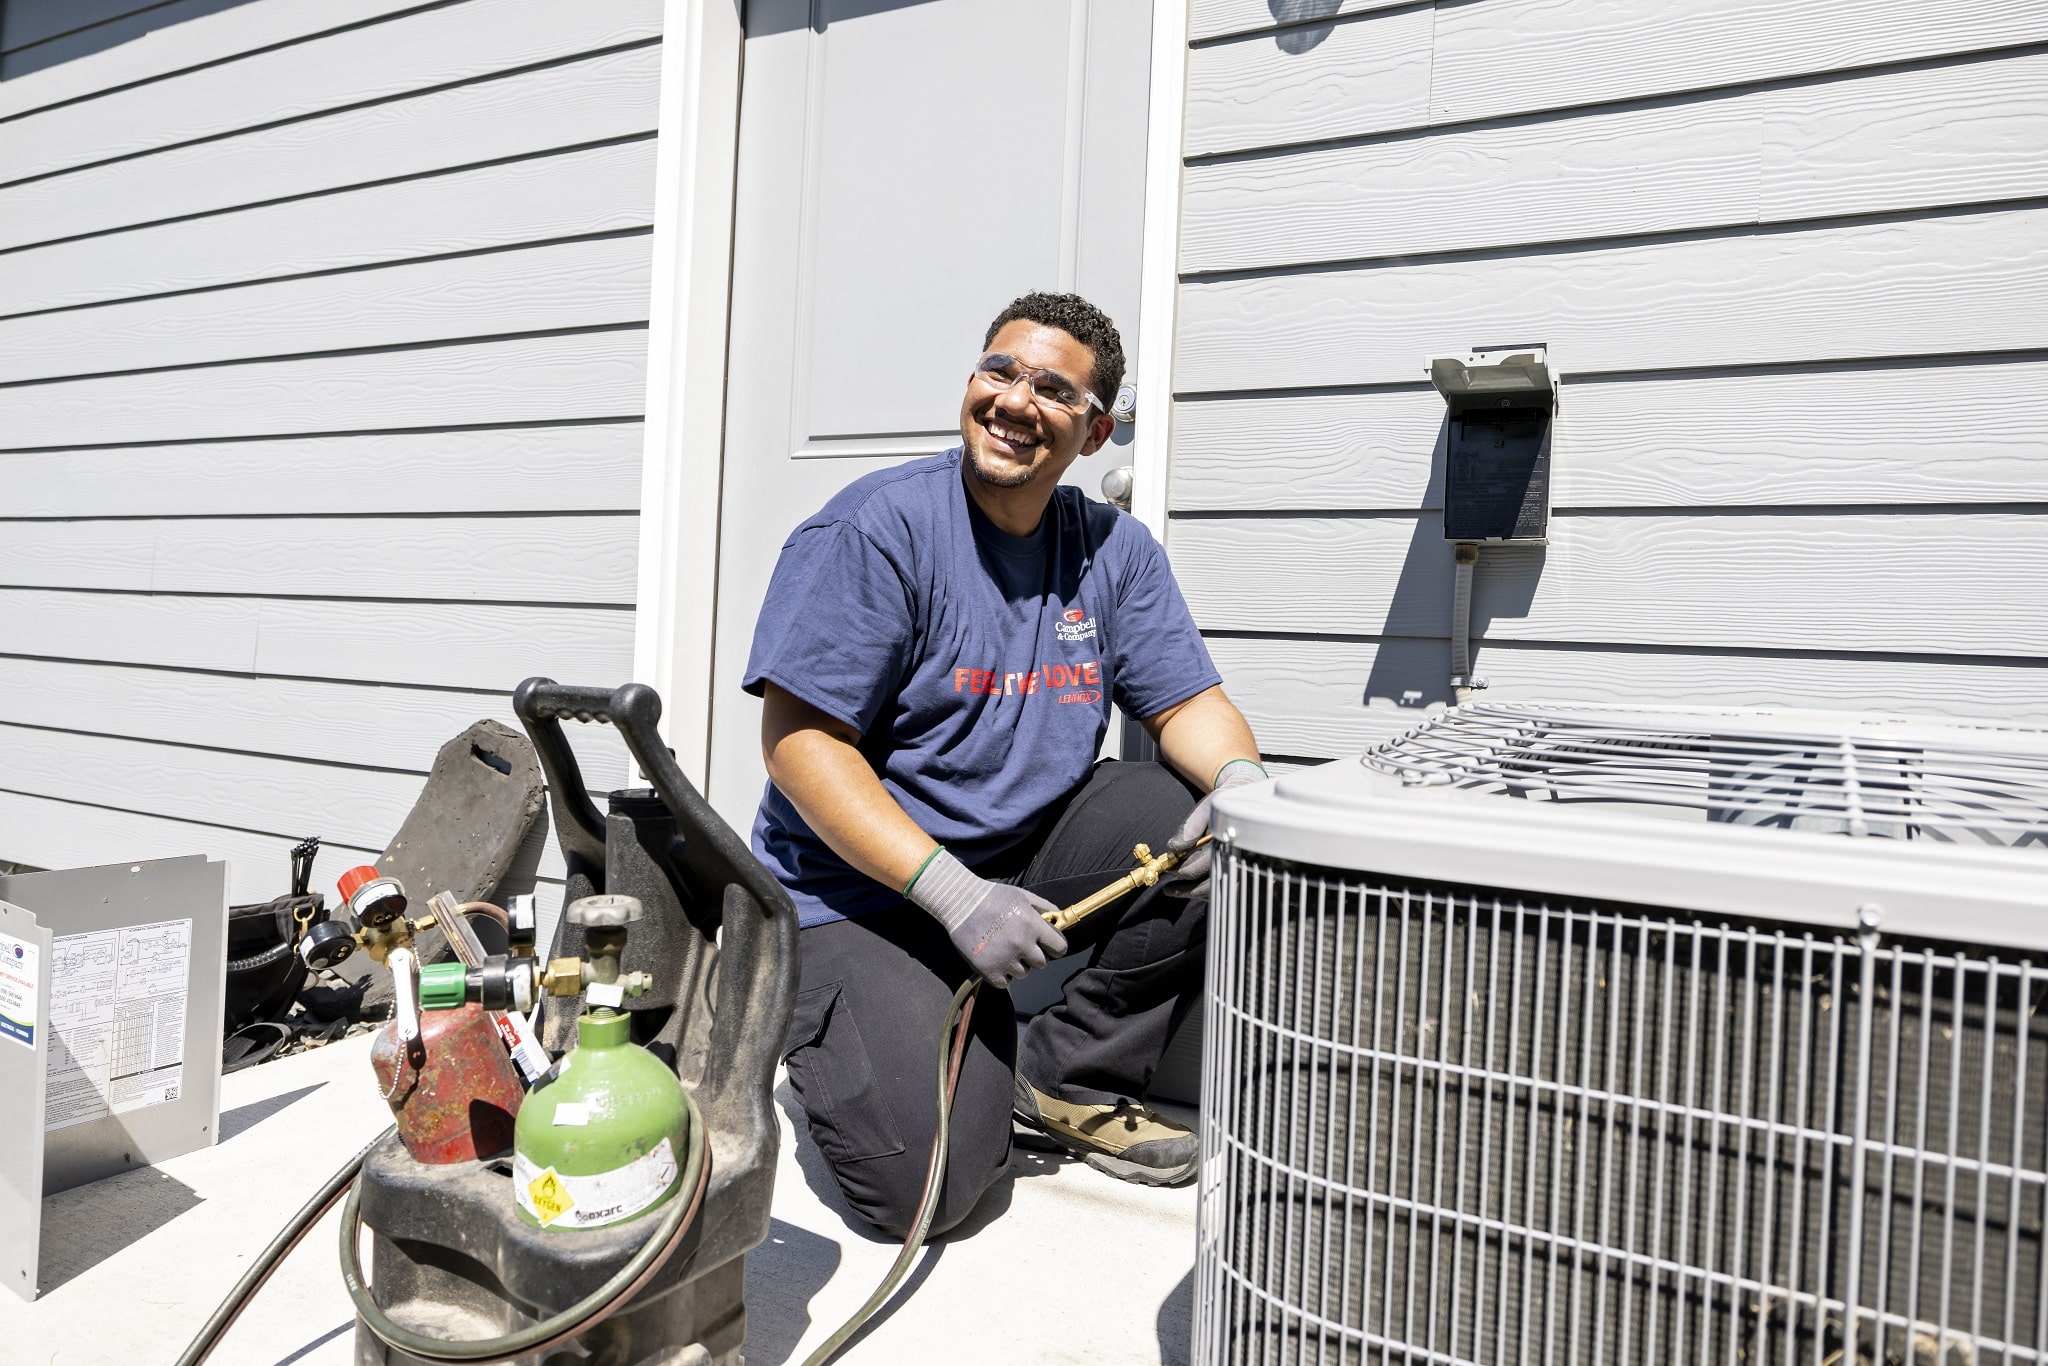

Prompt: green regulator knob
xmin=419 ymin=960 xmax=469 ymax=1011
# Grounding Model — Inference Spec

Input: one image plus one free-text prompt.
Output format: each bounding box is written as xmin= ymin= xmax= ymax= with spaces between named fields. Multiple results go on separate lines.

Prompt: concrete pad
xmin=0 ymin=1036 xmax=1197 ymax=1365
xmin=1 ymin=1033 xmax=390 ymax=1366
xmin=749 ymin=1082 xmax=1196 ymax=1365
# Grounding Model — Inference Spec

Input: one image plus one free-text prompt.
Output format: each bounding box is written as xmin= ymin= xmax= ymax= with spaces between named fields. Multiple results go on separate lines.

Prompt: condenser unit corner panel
xmin=1213 ymin=751 xmax=2048 ymax=953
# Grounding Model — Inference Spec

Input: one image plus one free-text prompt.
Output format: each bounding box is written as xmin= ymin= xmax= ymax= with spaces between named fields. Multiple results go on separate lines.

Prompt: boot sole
xmin=1081 ymin=1149 xmax=1197 ymax=1187
xmin=1014 ymin=1110 xmax=1198 ymax=1186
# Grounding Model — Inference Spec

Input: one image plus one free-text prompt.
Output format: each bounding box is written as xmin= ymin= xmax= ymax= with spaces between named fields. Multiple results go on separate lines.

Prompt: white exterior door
xmin=705 ymin=0 xmax=1156 ymax=826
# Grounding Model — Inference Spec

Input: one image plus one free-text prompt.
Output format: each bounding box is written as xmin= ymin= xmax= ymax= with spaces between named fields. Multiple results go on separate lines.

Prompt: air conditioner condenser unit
xmin=1195 ymin=705 xmax=2048 ymax=1366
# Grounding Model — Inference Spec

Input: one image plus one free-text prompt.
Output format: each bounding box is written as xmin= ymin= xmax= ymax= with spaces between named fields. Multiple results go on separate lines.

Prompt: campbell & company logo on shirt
xmin=1056 ymin=608 xmax=1098 ymax=644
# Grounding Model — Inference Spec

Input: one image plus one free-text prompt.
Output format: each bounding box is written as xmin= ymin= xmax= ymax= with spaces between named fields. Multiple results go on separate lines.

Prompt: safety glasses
xmin=970 ymin=353 xmax=1104 ymax=415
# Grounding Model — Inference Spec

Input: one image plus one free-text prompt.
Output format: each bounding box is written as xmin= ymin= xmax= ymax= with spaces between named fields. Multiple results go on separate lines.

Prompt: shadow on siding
xmin=1362 ymin=413 xmax=1547 ymax=709
xmin=1268 ymin=0 xmax=1343 ymax=54
xmin=1 ymin=0 xmax=264 ymax=81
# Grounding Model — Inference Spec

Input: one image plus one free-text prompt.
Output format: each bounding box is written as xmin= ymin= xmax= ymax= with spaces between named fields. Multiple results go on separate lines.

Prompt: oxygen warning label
xmin=45 ymin=918 xmax=192 ymax=1132
xmin=0 ymin=930 xmax=38 ymax=1050
xmin=514 ymin=1137 xmax=679 ymax=1230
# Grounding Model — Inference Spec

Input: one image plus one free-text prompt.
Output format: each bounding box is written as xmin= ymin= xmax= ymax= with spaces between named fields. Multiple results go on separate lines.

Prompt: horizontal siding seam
xmin=0 ymin=650 xmax=522 ymax=696
xmin=0 ymin=35 xmax=662 ymax=196
xmin=0 ymin=0 xmax=464 ymax=126
xmin=1186 ymin=0 xmax=1429 ymax=51
xmin=0 ymin=320 xmax=653 ymax=395
xmin=1 ymin=1 xmax=193 ymax=61
xmin=0 ymin=781 xmax=387 ymax=852
xmin=0 ymin=225 xmax=655 ymax=325
xmin=0 ymin=130 xmax=659 ymax=263
xmin=0 ymin=509 xmax=644 ymax=525
xmin=0 ymin=414 xmax=645 ymax=456
xmin=1175 ymin=194 xmax=2048 ymax=285
xmin=1181 ymin=36 xmax=2048 ymax=166
xmin=1172 ymin=344 xmax=2048 ymax=401
xmin=1197 ymin=629 xmax=2048 ymax=671
xmin=0 ymin=586 xmax=639 ymax=610
xmin=1169 ymin=504 xmax=2048 ymax=519
xmin=0 ymin=717 xmax=435 ymax=778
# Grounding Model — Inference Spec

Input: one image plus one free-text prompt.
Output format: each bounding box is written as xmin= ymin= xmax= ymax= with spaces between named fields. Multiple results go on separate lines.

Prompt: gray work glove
xmin=907 ymin=849 xmax=1067 ymax=988
xmin=1164 ymin=759 xmax=1270 ymax=900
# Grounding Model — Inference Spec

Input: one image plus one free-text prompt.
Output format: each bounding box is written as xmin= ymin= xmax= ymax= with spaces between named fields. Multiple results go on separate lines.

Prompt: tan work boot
xmin=1014 ymin=1073 xmax=1197 ymax=1187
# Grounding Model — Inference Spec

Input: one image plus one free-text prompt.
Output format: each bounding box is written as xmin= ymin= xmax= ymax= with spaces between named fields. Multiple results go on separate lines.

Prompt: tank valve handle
xmin=388 ymin=945 xmax=421 ymax=1044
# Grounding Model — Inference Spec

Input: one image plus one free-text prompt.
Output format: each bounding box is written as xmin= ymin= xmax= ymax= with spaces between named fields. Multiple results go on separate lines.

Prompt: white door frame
xmin=630 ymin=0 xmax=1190 ymax=781
xmin=630 ymin=0 xmax=745 ymax=787
xmin=1129 ymin=0 xmax=1189 ymax=543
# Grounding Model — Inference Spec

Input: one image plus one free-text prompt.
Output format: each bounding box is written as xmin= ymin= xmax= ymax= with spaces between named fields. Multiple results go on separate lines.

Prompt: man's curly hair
xmin=983 ymin=291 xmax=1125 ymax=412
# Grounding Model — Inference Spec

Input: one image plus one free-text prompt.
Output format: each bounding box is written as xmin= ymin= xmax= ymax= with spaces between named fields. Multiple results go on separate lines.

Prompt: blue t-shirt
xmin=744 ymin=450 xmax=1221 ymax=927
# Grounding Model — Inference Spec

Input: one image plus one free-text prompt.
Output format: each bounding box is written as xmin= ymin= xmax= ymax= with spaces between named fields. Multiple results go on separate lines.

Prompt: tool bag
xmin=222 ymin=838 xmax=326 ymax=1064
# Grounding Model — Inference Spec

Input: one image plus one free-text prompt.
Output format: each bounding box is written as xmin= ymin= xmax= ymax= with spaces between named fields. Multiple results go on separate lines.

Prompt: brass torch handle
xmin=1042 ymin=836 xmax=1210 ymax=933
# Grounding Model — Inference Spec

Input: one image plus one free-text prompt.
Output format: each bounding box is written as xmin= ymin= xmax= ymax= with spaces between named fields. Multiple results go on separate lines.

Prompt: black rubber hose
xmin=224 ymin=938 xmax=297 ymax=973
xmin=342 ymin=1084 xmax=709 ymax=1364
xmin=799 ymin=976 xmax=980 ymax=1366
xmin=174 ymin=1126 xmax=394 ymax=1366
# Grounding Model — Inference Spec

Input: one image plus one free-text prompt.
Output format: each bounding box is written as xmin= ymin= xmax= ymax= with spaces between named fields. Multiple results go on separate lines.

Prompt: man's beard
xmin=962 ymin=431 xmax=1040 ymax=489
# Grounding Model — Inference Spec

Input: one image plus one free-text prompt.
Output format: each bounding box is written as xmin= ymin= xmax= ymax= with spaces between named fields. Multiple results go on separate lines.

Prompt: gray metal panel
xmin=0 ymin=899 xmax=52 ymax=1302
xmin=0 ymin=856 xmax=227 ymax=1195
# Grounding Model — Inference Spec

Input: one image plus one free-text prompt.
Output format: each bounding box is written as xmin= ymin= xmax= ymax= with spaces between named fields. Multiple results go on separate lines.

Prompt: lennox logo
xmin=1061 ymin=608 xmax=1085 ymax=623
xmin=1057 ymin=689 xmax=1102 ymax=706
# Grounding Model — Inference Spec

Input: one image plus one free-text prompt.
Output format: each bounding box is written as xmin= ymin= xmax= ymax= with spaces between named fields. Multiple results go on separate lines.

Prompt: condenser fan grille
xmin=1195 ymin=853 xmax=2048 ymax=1366
xmin=1364 ymin=705 xmax=2048 ymax=845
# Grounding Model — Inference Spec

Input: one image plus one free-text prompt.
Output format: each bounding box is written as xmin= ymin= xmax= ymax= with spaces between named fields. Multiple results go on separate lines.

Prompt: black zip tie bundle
xmin=289 ymin=836 xmax=321 ymax=898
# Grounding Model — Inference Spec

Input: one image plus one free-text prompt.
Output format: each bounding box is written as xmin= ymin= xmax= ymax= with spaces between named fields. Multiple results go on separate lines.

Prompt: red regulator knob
xmin=337 ymin=864 xmax=408 ymax=928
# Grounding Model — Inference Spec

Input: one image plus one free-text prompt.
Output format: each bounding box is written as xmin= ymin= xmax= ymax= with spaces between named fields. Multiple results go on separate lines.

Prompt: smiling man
xmin=743 ymin=292 xmax=1266 ymax=1238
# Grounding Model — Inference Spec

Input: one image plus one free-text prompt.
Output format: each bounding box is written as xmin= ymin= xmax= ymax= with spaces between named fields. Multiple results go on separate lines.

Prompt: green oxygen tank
xmin=509 ymin=894 xmax=691 ymax=1231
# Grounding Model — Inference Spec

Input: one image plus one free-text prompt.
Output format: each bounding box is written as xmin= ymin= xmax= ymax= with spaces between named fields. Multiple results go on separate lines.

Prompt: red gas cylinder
xmin=371 ymin=1002 xmax=525 ymax=1163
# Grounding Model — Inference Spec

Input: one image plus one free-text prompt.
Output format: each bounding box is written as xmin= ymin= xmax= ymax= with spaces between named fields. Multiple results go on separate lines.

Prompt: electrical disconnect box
xmin=1430 ymin=347 xmax=1555 ymax=543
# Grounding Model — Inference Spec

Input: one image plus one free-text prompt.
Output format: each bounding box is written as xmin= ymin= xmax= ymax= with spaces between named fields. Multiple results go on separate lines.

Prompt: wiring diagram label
xmin=44 ymin=918 xmax=192 ymax=1132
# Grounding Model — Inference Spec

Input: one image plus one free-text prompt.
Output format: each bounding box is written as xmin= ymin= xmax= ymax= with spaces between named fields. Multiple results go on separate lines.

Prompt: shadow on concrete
xmin=797 ymin=1235 xmax=950 ymax=1365
xmin=1158 ymin=1266 xmax=1195 ymax=1365
xmin=743 ymin=1218 xmax=843 ymax=1365
xmin=771 ymin=1077 xmax=1029 ymax=1243
xmin=773 ymin=1080 xmax=897 ymax=1246
xmin=36 ymin=1167 xmax=202 ymax=1294
xmin=274 ymin=1320 xmax=353 ymax=1366
xmin=218 ymin=1082 xmax=326 ymax=1143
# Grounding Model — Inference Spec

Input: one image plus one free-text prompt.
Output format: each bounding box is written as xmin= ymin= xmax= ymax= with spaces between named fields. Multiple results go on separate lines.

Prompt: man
xmin=744 ymin=291 xmax=1266 ymax=1238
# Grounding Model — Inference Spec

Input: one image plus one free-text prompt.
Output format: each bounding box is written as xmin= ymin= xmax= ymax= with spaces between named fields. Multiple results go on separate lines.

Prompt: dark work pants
xmin=780 ymin=760 xmax=1205 ymax=1237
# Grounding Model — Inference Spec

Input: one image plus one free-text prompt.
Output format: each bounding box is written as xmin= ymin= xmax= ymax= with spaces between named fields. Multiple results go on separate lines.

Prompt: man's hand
xmin=1163 ymin=758 xmax=1269 ymax=900
xmin=907 ymin=849 xmax=1068 ymax=988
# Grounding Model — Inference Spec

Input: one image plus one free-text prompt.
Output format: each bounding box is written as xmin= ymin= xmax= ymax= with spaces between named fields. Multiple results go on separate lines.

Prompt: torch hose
xmin=799 ymin=975 xmax=980 ymax=1366
xmin=174 ymin=1127 xmax=394 ymax=1366
xmin=340 ymin=1082 xmax=709 ymax=1364
xmin=798 ymin=840 xmax=1201 ymax=1363
xmin=184 ymin=844 xmax=1169 ymax=1366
